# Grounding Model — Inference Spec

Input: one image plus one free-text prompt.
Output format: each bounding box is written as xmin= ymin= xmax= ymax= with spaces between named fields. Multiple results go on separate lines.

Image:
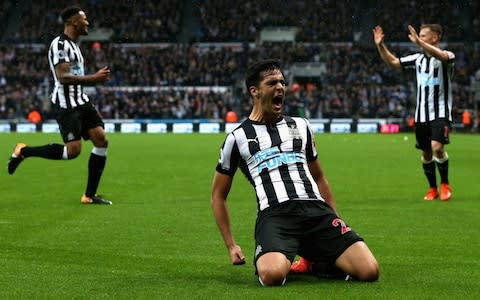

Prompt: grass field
xmin=0 ymin=132 xmax=479 ymax=299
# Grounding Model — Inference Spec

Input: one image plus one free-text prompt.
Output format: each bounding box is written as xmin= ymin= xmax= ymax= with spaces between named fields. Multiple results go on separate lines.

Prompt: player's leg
xmin=335 ymin=241 xmax=379 ymax=282
xmin=84 ymin=125 xmax=108 ymax=198
xmin=7 ymin=110 xmax=81 ymax=175
xmin=254 ymin=202 xmax=300 ymax=286
xmin=431 ymin=120 xmax=451 ymax=201
xmin=421 ymin=148 xmax=438 ymax=200
xmin=296 ymin=201 xmax=378 ymax=281
xmin=7 ymin=142 xmax=66 ymax=174
xmin=256 ymin=252 xmax=291 ymax=286
xmin=415 ymin=123 xmax=438 ymax=200
xmin=81 ymin=104 xmax=110 ymax=204
xmin=85 ymin=127 xmax=108 ymax=197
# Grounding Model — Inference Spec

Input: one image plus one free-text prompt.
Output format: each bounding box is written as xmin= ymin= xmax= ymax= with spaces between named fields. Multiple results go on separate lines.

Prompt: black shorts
xmin=254 ymin=200 xmax=363 ymax=266
xmin=415 ymin=119 xmax=451 ymax=150
xmin=55 ymin=103 xmax=104 ymax=143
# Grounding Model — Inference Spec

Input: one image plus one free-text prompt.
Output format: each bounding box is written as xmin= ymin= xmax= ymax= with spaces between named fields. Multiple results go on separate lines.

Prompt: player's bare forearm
xmin=211 ymin=195 xmax=245 ymax=265
xmin=376 ymin=43 xmax=401 ymax=69
xmin=211 ymin=196 xmax=235 ymax=248
xmin=373 ymin=25 xmax=400 ymax=69
xmin=211 ymin=171 xmax=246 ymax=264
xmin=407 ymin=24 xmax=451 ymax=61
xmin=417 ymin=40 xmax=451 ymax=61
xmin=55 ymin=64 xmax=110 ymax=85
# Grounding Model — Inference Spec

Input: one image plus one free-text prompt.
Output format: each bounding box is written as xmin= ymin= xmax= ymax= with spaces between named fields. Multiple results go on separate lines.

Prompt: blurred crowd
xmin=5 ymin=0 xmax=477 ymax=43
xmin=6 ymin=0 xmax=183 ymax=44
xmin=0 ymin=0 xmax=478 ymax=126
xmin=196 ymin=0 xmax=478 ymax=42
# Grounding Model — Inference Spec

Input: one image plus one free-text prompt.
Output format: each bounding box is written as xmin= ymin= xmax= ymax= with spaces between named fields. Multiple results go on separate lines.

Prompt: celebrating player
xmin=211 ymin=59 xmax=379 ymax=286
xmin=7 ymin=6 xmax=112 ymax=205
xmin=373 ymin=24 xmax=454 ymax=201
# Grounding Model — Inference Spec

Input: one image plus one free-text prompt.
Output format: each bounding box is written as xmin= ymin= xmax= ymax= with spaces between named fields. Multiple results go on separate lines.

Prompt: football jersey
xmin=48 ymin=33 xmax=90 ymax=109
xmin=400 ymin=51 xmax=455 ymax=123
xmin=216 ymin=116 xmax=323 ymax=212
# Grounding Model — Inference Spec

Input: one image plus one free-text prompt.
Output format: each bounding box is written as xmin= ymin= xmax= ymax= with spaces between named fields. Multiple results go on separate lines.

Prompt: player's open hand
xmin=373 ymin=25 xmax=384 ymax=45
xmin=407 ymin=25 xmax=420 ymax=45
xmin=229 ymin=244 xmax=246 ymax=265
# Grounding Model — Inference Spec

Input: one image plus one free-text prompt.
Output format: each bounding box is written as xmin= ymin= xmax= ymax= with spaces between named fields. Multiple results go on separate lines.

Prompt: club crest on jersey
xmin=288 ymin=123 xmax=301 ymax=139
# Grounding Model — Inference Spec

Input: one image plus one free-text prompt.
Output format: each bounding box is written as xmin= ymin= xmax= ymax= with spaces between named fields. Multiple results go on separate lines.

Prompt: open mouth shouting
xmin=272 ymin=94 xmax=284 ymax=111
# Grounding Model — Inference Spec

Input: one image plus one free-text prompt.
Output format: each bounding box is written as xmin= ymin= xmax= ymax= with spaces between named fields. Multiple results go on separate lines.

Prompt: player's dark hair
xmin=421 ymin=24 xmax=443 ymax=40
xmin=245 ymin=59 xmax=283 ymax=92
xmin=61 ymin=6 xmax=82 ymax=23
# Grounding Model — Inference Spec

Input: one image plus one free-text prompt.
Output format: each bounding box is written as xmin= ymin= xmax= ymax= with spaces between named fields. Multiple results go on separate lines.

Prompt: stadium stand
xmin=0 ymin=0 xmax=478 ymax=131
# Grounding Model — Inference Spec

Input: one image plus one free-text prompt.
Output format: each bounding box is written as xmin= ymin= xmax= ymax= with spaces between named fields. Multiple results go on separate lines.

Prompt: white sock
xmin=434 ymin=152 xmax=448 ymax=163
xmin=92 ymin=147 xmax=107 ymax=156
xmin=421 ymin=155 xmax=434 ymax=164
xmin=62 ymin=146 xmax=68 ymax=159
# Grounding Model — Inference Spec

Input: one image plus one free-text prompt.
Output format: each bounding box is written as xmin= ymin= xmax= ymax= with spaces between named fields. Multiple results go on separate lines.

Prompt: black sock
xmin=85 ymin=153 xmax=106 ymax=197
xmin=21 ymin=144 xmax=64 ymax=160
xmin=422 ymin=161 xmax=437 ymax=188
xmin=435 ymin=160 xmax=449 ymax=184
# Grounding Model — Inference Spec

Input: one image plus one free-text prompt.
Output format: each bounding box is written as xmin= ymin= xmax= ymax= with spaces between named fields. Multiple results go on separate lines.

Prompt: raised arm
xmin=407 ymin=25 xmax=453 ymax=62
xmin=373 ymin=25 xmax=401 ymax=69
xmin=211 ymin=171 xmax=246 ymax=265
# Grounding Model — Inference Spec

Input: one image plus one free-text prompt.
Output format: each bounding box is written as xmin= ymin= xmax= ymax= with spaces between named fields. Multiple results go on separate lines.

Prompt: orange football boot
xmin=423 ymin=187 xmax=439 ymax=201
xmin=290 ymin=257 xmax=312 ymax=274
xmin=440 ymin=183 xmax=452 ymax=201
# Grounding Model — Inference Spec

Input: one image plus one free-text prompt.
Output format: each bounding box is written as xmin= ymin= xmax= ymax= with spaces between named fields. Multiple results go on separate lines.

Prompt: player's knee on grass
xmin=355 ymin=260 xmax=380 ymax=282
xmin=256 ymin=252 xmax=290 ymax=286
xmin=258 ymin=274 xmax=286 ymax=286
xmin=335 ymin=241 xmax=380 ymax=282
xmin=258 ymin=269 xmax=287 ymax=286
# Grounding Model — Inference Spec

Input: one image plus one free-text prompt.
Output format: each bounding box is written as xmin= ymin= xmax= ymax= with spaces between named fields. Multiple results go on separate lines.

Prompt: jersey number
xmin=332 ymin=218 xmax=352 ymax=234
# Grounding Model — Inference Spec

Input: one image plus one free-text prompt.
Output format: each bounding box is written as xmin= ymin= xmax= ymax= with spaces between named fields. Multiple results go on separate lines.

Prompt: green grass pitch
xmin=0 ymin=132 xmax=479 ymax=299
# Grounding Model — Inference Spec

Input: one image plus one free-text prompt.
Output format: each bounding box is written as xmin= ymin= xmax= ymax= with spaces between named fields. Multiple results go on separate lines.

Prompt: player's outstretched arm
xmin=211 ymin=172 xmax=246 ymax=265
xmin=407 ymin=25 xmax=453 ymax=62
xmin=373 ymin=25 xmax=401 ymax=69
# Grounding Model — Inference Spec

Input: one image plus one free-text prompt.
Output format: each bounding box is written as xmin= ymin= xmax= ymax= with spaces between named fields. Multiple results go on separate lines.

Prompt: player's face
xmin=419 ymin=28 xmax=438 ymax=45
xmin=255 ymin=69 xmax=286 ymax=119
xmin=73 ymin=11 xmax=90 ymax=35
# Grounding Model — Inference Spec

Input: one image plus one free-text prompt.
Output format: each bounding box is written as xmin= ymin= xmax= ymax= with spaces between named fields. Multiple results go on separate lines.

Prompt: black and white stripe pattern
xmin=400 ymin=52 xmax=455 ymax=123
xmin=48 ymin=33 xmax=89 ymax=109
xmin=216 ymin=116 xmax=323 ymax=211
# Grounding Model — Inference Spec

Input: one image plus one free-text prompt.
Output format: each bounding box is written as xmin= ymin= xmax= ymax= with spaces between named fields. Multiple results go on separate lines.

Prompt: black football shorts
xmin=55 ymin=103 xmax=104 ymax=143
xmin=254 ymin=200 xmax=363 ymax=266
xmin=415 ymin=118 xmax=451 ymax=150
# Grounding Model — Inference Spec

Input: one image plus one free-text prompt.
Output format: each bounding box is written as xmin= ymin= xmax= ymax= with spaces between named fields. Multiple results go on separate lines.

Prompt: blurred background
xmin=0 ymin=0 xmax=478 ymax=132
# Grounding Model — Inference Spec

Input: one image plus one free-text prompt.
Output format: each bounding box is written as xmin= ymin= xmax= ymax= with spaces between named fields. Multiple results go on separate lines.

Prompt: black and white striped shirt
xmin=400 ymin=51 xmax=455 ymax=123
xmin=216 ymin=116 xmax=323 ymax=212
xmin=48 ymin=33 xmax=90 ymax=109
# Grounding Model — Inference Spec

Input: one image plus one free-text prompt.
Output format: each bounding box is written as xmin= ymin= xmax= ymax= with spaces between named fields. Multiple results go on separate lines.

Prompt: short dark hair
xmin=61 ymin=6 xmax=82 ymax=23
xmin=245 ymin=59 xmax=283 ymax=92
